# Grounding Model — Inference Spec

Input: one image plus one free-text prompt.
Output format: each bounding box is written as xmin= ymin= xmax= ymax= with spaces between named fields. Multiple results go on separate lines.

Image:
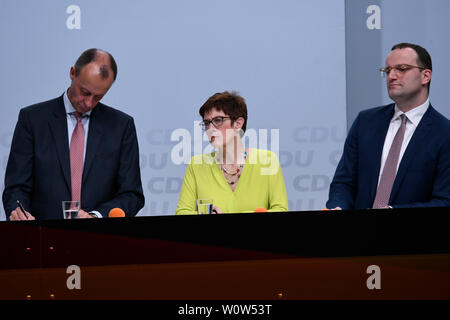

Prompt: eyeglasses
xmin=379 ymin=64 xmax=426 ymax=77
xmin=199 ymin=116 xmax=231 ymax=131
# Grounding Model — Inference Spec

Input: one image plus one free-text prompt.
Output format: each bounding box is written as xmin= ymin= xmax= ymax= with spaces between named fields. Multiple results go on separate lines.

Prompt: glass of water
xmin=196 ymin=199 xmax=213 ymax=215
xmin=62 ymin=201 xmax=80 ymax=219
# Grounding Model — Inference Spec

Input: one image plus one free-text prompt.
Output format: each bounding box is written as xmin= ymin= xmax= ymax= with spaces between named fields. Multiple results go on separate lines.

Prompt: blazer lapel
xmin=368 ymin=105 xmax=395 ymax=201
xmin=389 ymin=105 xmax=434 ymax=202
xmin=48 ymin=96 xmax=71 ymax=191
xmin=82 ymin=104 xmax=104 ymax=185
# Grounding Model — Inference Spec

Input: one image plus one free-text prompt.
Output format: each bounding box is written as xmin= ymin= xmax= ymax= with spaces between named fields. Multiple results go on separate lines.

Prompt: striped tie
xmin=372 ymin=114 xmax=407 ymax=208
xmin=70 ymin=112 xmax=85 ymax=202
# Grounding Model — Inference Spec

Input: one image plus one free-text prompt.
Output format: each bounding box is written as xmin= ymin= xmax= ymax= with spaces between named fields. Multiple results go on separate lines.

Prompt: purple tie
xmin=70 ymin=112 xmax=85 ymax=202
xmin=373 ymin=114 xmax=407 ymax=208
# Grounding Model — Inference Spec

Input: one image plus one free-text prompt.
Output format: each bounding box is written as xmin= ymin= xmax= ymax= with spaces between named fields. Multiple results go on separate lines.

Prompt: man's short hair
xmin=74 ymin=48 xmax=118 ymax=81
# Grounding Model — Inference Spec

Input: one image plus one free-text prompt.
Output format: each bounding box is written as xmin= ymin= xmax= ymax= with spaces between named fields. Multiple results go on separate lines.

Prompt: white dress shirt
xmin=377 ymin=99 xmax=430 ymax=186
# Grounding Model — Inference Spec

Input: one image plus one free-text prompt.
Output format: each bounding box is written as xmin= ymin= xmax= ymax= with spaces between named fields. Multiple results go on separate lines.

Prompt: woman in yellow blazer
xmin=176 ymin=91 xmax=288 ymax=215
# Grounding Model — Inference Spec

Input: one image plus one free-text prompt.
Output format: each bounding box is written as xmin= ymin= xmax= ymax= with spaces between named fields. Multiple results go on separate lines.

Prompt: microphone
xmin=108 ymin=208 xmax=125 ymax=218
xmin=254 ymin=207 xmax=268 ymax=213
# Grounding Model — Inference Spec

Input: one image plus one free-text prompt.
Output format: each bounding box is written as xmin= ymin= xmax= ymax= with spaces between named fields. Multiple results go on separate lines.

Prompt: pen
xmin=16 ymin=200 xmax=26 ymax=214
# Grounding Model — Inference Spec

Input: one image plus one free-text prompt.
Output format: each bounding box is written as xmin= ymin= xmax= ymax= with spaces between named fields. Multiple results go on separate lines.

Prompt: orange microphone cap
xmin=109 ymin=208 xmax=126 ymax=217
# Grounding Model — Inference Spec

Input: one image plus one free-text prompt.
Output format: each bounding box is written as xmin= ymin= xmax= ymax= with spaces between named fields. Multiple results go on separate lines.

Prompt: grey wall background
xmin=0 ymin=1 xmax=449 ymax=220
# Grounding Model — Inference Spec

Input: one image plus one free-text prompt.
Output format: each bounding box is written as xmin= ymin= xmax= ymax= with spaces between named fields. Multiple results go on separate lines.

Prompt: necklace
xmin=221 ymin=151 xmax=247 ymax=185
xmin=220 ymin=151 xmax=247 ymax=175
xmin=227 ymin=174 xmax=240 ymax=185
xmin=221 ymin=164 xmax=243 ymax=175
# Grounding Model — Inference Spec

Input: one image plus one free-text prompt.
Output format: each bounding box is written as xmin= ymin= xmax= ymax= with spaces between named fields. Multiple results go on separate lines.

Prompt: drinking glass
xmin=196 ymin=199 xmax=213 ymax=215
xmin=62 ymin=201 xmax=80 ymax=219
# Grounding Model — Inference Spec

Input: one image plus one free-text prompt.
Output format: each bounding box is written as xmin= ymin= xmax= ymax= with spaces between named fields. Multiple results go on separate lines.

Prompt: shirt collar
xmin=63 ymin=89 xmax=92 ymax=117
xmin=393 ymin=98 xmax=429 ymax=127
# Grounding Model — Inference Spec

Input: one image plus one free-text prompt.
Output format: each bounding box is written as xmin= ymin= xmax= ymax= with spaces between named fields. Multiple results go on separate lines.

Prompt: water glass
xmin=62 ymin=201 xmax=80 ymax=219
xmin=196 ymin=199 xmax=213 ymax=215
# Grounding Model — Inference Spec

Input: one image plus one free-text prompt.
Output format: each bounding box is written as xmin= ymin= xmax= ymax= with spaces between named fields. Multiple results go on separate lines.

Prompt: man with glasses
xmin=327 ymin=42 xmax=450 ymax=210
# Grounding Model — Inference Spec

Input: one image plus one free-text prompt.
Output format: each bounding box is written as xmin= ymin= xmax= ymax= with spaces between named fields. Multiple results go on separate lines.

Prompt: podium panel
xmin=1 ymin=208 xmax=449 ymax=300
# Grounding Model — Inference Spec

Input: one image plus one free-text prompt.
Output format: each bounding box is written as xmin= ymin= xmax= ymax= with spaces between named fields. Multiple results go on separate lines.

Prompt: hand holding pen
xmin=9 ymin=200 xmax=35 ymax=221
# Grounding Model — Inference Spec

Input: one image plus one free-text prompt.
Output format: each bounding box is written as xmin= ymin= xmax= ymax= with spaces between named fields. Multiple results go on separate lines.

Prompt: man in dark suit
xmin=3 ymin=48 xmax=145 ymax=220
xmin=327 ymin=43 xmax=450 ymax=210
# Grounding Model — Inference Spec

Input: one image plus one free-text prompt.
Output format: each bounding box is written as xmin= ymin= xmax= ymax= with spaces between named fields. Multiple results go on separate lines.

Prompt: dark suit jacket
xmin=327 ymin=103 xmax=450 ymax=210
xmin=2 ymin=95 xmax=145 ymax=220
